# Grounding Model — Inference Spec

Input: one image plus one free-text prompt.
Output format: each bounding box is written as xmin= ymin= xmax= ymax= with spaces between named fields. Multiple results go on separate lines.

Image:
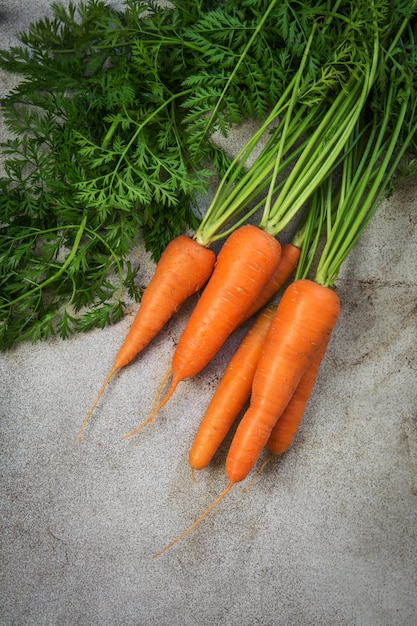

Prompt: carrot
xmin=266 ymin=334 xmax=330 ymax=456
xmin=78 ymin=235 xmax=215 ymax=442
xmin=188 ymin=244 xmax=301 ymax=471
xmin=242 ymin=242 xmax=300 ymax=321
xmin=241 ymin=336 xmax=332 ymax=491
xmin=226 ymin=278 xmax=340 ymax=483
xmin=189 ymin=305 xmax=276 ymax=471
xmin=121 ymin=224 xmax=282 ymax=439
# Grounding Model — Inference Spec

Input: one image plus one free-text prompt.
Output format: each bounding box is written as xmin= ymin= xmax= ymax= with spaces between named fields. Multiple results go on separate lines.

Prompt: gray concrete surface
xmin=1 ymin=2 xmax=416 ymax=625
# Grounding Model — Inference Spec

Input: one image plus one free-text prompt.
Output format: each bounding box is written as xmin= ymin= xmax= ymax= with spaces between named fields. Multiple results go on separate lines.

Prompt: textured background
xmin=1 ymin=2 xmax=416 ymax=625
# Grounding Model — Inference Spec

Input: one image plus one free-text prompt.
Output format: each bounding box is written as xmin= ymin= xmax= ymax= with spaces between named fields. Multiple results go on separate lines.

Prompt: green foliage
xmin=0 ymin=0 xmax=288 ymax=348
xmin=1 ymin=0 xmax=416 ymax=348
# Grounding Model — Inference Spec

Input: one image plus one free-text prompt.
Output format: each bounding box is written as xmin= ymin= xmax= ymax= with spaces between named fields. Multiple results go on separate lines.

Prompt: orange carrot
xmin=121 ymin=224 xmax=282 ymax=439
xmin=242 ymin=242 xmax=300 ymax=321
xmin=226 ymin=278 xmax=340 ymax=484
xmin=241 ymin=336 xmax=332 ymax=490
xmin=189 ymin=306 xmax=276 ymax=471
xmin=188 ymin=243 xmax=300 ymax=469
xmin=266 ymin=334 xmax=330 ymax=456
xmin=78 ymin=235 xmax=215 ymax=442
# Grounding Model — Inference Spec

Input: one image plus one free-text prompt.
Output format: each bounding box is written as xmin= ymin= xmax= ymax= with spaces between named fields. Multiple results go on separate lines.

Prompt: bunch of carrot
xmin=77 ymin=0 xmax=417 ymax=555
xmin=79 ymin=1 xmax=371 ymax=441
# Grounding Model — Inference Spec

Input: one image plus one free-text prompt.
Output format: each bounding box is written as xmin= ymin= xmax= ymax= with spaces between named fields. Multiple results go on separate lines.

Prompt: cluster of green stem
xmin=196 ymin=0 xmax=416 ymax=289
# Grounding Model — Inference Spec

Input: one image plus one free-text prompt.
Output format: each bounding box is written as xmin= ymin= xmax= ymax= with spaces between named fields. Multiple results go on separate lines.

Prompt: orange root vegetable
xmin=226 ymin=279 xmax=340 ymax=484
xmin=122 ymin=225 xmax=282 ymax=439
xmin=241 ymin=336 xmax=332 ymax=491
xmin=189 ymin=306 xmax=275 ymax=471
xmin=78 ymin=235 xmax=215 ymax=443
xmin=188 ymin=244 xmax=300 ymax=469
xmin=266 ymin=334 xmax=330 ymax=456
xmin=242 ymin=242 xmax=300 ymax=321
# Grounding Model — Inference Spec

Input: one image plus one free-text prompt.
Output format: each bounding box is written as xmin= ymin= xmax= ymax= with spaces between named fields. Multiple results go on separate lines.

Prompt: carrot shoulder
xmin=78 ymin=235 xmax=215 ymax=442
xmin=226 ymin=279 xmax=340 ymax=483
xmin=122 ymin=224 xmax=281 ymax=439
xmin=189 ymin=306 xmax=276 ymax=471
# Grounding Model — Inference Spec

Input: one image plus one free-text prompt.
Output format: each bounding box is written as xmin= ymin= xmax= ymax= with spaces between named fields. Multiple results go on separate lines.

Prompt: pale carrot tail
xmin=120 ymin=372 xmax=179 ymax=440
xmin=77 ymin=364 xmax=119 ymax=443
xmin=241 ymin=454 xmax=274 ymax=493
xmin=153 ymin=482 xmax=234 ymax=558
xmin=151 ymin=366 xmax=173 ymax=411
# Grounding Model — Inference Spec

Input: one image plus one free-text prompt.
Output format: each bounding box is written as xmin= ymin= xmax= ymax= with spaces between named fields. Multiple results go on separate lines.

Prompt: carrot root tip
xmin=77 ymin=364 xmax=119 ymax=443
xmin=121 ymin=374 xmax=178 ymax=441
xmin=153 ymin=482 xmax=234 ymax=558
xmin=241 ymin=455 xmax=274 ymax=494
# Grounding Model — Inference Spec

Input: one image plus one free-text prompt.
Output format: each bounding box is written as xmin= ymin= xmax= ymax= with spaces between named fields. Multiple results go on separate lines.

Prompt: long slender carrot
xmin=78 ymin=235 xmax=215 ymax=442
xmin=226 ymin=278 xmax=340 ymax=483
xmin=121 ymin=224 xmax=282 ymax=439
xmin=189 ymin=306 xmax=276 ymax=471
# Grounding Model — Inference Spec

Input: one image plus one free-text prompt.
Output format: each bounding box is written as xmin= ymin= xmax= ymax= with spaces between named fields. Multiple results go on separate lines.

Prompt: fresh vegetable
xmin=226 ymin=279 xmax=340 ymax=482
xmin=188 ymin=233 xmax=303 ymax=469
xmin=2 ymin=0 xmax=416 ymax=559
xmin=266 ymin=336 xmax=330 ymax=456
xmin=121 ymin=224 xmax=282 ymax=439
xmin=78 ymin=234 xmax=215 ymax=442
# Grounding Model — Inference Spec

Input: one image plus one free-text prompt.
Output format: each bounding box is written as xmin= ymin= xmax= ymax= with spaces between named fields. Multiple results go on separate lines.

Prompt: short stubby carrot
xmin=242 ymin=242 xmax=300 ymax=321
xmin=122 ymin=225 xmax=281 ymax=439
xmin=226 ymin=278 xmax=340 ymax=483
xmin=266 ymin=335 xmax=330 ymax=456
xmin=189 ymin=306 xmax=276 ymax=471
xmin=78 ymin=234 xmax=215 ymax=442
